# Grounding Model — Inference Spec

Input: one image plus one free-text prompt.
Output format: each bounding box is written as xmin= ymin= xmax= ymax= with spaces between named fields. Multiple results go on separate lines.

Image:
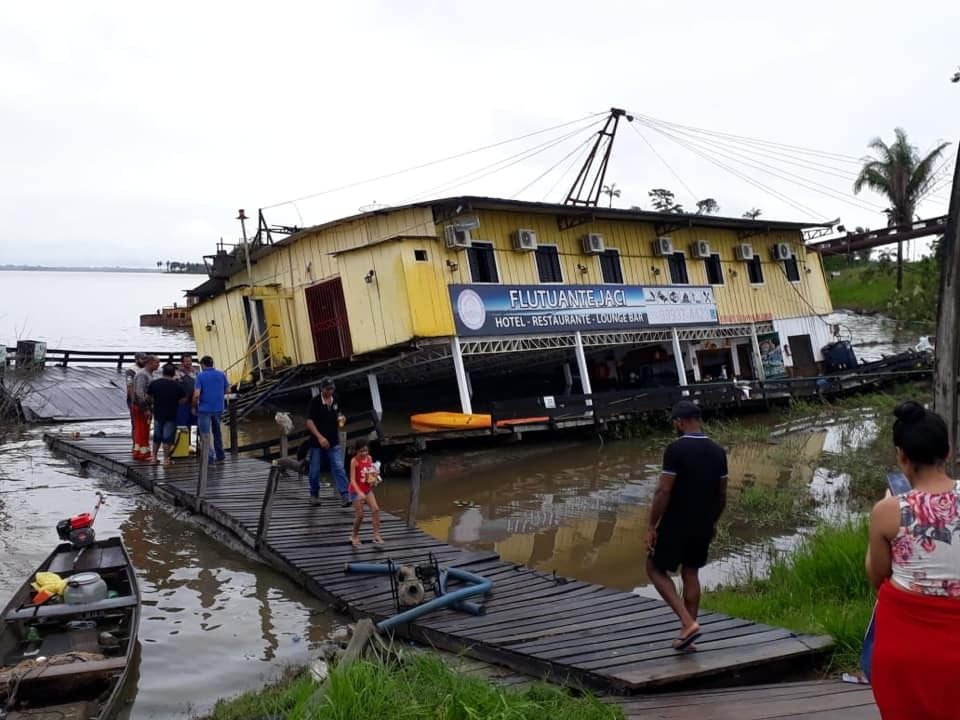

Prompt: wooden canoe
xmin=0 ymin=536 xmax=140 ymax=719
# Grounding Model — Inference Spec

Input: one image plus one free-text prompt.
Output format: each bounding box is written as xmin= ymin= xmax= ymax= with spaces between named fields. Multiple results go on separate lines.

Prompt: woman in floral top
xmin=866 ymin=401 xmax=960 ymax=718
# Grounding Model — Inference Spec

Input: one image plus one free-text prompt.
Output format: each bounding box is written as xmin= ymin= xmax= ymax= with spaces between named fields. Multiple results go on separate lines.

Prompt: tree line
xmin=156 ymin=260 xmax=206 ymax=274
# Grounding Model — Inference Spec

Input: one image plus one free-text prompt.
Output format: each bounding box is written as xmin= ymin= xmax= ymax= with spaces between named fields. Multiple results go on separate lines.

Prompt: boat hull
xmin=0 ymin=537 xmax=141 ymax=720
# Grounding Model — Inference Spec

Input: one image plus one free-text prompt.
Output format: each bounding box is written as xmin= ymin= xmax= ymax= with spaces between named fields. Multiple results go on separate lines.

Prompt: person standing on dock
xmin=175 ymin=353 xmax=198 ymax=443
xmin=125 ymin=352 xmax=146 ymax=452
xmin=645 ymin=400 xmax=727 ymax=651
xmin=131 ymin=355 xmax=159 ymax=461
xmin=305 ymin=377 xmax=350 ymax=507
xmin=148 ymin=363 xmax=186 ymax=466
xmin=192 ymin=355 xmax=230 ymax=464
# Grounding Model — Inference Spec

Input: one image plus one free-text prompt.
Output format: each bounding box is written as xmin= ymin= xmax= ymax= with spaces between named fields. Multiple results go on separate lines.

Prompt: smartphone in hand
xmin=886 ymin=472 xmax=911 ymax=495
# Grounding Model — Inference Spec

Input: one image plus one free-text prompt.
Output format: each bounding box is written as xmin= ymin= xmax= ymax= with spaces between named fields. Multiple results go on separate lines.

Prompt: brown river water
xmin=1 ymin=414 xmax=857 ymax=718
xmin=0 ymin=272 xmax=911 ymax=717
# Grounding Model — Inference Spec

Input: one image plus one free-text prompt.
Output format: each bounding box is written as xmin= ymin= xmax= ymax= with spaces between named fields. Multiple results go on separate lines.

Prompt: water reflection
xmin=377 ymin=431 xmax=830 ymax=592
xmin=0 ymin=426 xmax=347 ymax=720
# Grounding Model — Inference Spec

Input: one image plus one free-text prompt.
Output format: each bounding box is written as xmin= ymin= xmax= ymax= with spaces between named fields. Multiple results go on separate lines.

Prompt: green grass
xmin=703 ymin=519 xmax=874 ymax=672
xmin=201 ymin=654 xmax=623 ymax=720
xmin=827 ymin=266 xmax=896 ymax=312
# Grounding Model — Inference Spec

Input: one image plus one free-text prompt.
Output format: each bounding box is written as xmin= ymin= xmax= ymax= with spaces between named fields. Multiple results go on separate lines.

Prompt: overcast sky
xmin=1 ymin=1 xmax=957 ymax=267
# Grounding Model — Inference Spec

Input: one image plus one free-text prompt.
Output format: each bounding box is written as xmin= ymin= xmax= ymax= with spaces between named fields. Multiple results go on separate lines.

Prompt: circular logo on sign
xmin=456 ymin=289 xmax=486 ymax=331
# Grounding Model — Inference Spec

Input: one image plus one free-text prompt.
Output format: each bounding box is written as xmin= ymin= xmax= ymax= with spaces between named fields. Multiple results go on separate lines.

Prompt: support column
xmin=367 ymin=373 xmax=383 ymax=420
xmin=574 ymin=332 xmax=592 ymax=395
xmin=731 ymin=342 xmax=742 ymax=377
xmin=465 ymin=371 xmax=474 ymax=399
xmin=687 ymin=343 xmax=702 ymax=382
xmin=750 ymin=323 xmax=764 ymax=380
xmin=671 ymin=328 xmax=688 ymax=387
xmin=451 ymin=336 xmax=472 ymax=414
xmin=562 ymin=363 xmax=573 ymax=395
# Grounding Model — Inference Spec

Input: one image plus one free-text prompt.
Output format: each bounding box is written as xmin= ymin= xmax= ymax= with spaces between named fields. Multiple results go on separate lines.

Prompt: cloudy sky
xmin=1 ymin=1 xmax=957 ymax=267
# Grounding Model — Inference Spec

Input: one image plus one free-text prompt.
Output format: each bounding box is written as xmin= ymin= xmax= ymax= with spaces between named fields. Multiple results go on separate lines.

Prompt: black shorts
xmin=651 ymin=522 xmax=715 ymax=573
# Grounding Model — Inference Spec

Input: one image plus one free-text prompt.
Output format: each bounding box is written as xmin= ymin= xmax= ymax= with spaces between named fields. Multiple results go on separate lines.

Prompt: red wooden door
xmin=304 ymin=278 xmax=353 ymax=362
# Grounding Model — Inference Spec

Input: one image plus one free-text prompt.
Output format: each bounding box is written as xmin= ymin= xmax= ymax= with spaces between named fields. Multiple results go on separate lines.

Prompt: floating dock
xmin=45 ymin=433 xmax=832 ymax=694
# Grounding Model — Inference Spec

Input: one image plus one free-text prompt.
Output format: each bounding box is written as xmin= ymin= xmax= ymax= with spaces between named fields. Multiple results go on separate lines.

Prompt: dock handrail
xmin=3 ymin=347 xmax=195 ymax=371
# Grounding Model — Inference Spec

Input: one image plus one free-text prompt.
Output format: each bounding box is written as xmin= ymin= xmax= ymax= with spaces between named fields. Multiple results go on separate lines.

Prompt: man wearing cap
xmin=645 ymin=400 xmax=727 ymax=650
xmin=305 ymin=377 xmax=349 ymax=506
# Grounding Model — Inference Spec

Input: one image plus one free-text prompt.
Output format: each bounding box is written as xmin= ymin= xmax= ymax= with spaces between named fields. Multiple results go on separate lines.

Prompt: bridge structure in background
xmin=805 ymin=215 xmax=948 ymax=256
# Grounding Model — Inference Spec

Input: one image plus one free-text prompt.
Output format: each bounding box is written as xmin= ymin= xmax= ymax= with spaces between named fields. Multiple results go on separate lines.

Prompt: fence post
xmin=280 ymin=430 xmax=288 ymax=458
xmin=117 ymin=354 xmax=125 ymax=373
xmin=196 ymin=431 xmax=210 ymax=511
xmin=256 ymin=463 xmax=283 ymax=550
xmin=407 ymin=455 xmax=433 ymax=530
xmin=228 ymin=398 xmax=239 ymax=457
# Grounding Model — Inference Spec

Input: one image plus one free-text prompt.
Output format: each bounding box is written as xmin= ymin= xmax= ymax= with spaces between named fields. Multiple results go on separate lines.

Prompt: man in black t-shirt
xmin=645 ymin=400 xmax=728 ymax=651
xmin=148 ymin=363 xmax=187 ymax=467
xmin=305 ymin=377 xmax=349 ymax=507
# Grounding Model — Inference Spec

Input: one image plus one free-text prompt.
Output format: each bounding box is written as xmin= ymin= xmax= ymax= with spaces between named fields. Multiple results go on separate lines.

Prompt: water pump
xmin=56 ymin=492 xmax=105 ymax=549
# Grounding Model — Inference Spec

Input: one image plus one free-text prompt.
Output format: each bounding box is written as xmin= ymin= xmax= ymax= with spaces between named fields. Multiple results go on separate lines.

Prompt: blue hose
xmin=344 ymin=562 xmax=492 ymax=632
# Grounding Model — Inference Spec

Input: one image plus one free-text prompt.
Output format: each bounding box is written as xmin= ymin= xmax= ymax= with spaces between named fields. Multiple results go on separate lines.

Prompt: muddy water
xmin=373 ymin=426 xmax=837 ymax=593
xmin=0 ymin=420 xmax=347 ymax=720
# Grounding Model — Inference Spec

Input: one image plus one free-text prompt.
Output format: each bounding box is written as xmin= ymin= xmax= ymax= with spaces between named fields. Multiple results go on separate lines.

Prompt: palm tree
xmin=853 ymin=128 xmax=950 ymax=290
xmin=601 ymin=183 xmax=621 ymax=208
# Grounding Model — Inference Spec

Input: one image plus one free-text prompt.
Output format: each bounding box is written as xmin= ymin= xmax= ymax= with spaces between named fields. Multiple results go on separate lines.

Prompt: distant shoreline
xmin=0 ymin=266 xmax=206 ymax=274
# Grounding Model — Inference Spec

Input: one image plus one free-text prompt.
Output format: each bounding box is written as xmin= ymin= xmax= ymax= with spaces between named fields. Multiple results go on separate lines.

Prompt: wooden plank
xmin=43 ymin=433 xmax=835 ymax=695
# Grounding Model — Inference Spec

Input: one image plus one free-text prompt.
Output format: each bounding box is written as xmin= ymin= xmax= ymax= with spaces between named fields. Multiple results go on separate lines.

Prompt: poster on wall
xmin=448 ymin=284 xmax=719 ymax=336
xmin=758 ymin=332 xmax=787 ymax=378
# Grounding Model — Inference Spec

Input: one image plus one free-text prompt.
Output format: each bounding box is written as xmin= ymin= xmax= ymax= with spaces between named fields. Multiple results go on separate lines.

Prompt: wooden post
xmin=407 ymin=455 xmax=433 ymax=529
xmin=228 ymin=398 xmax=239 ymax=457
xmin=255 ymin=462 xmax=284 ymax=550
xmin=116 ymin=354 xmax=125 ymax=373
xmin=280 ymin=431 xmax=289 ymax=458
xmin=935 ymin=148 xmax=960 ymax=475
xmin=196 ymin=431 xmax=210 ymax=511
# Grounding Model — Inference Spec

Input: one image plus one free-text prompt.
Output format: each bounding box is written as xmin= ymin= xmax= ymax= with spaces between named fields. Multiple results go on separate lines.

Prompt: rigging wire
xmin=636 ymin=118 xmax=886 ymax=214
xmin=637 ymin=117 xmax=861 ymax=181
xmin=261 ymin=111 xmax=608 ymax=210
xmin=628 ymin=111 xmax=864 ymax=164
xmin=640 ymin=122 xmax=826 ymax=219
xmin=399 ymin=120 xmax=602 ymax=204
xmin=540 ymin=140 xmax=594 ymax=202
xmin=512 ymin=133 xmax=598 ymax=199
xmin=629 ymin=124 xmax=699 ymax=205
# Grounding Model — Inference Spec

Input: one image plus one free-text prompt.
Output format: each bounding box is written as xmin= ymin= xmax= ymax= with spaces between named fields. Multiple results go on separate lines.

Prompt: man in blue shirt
xmin=192 ymin=355 xmax=231 ymax=463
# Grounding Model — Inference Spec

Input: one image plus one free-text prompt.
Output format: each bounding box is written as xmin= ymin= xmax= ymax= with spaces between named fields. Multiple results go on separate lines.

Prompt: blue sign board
xmin=449 ymin=284 xmax=719 ymax=337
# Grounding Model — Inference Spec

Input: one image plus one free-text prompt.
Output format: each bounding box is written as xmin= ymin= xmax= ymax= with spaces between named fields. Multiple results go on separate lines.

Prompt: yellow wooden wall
xmin=424 ymin=210 xmax=833 ymax=334
xmin=216 ymin=207 xmax=435 ymax=364
xmin=194 ymin=204 xmax=834 ymax=367
xmin=189 ymin=288 xmax=253 ymax=385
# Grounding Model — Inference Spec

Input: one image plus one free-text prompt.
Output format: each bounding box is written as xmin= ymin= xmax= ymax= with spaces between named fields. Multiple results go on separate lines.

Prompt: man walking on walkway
xmin=192 ymin=355 xmax=230 ymax=464
xmin=305 ymin=377 xmax=349 ymax=507
xmin=645 ymin=400 xmax=727 ymax=650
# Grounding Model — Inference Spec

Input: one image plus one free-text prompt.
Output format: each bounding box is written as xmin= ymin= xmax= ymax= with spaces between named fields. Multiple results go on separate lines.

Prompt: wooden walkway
xmin=612 ymin=680 xmax=878 ymax=719
xmin=44 ymin=433 xmax=833 ymax=694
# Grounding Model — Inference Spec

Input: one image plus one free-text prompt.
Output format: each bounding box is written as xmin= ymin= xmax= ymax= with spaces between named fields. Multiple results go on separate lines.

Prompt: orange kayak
xmin=410 ymin=412 xmax=550 ymax=433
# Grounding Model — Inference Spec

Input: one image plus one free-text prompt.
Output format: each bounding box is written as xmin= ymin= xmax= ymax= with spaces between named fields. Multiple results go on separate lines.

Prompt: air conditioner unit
xmin=581 ymin=233 xmax=605 ymax=254
xmin=691 ymin=240 xmax=711 ymax=258
xmin=444 ymin=225 xmax=472 ymax=250
xmin=512 ymin=229 xmax=538 ymax=252
xmin=735 ymin=243 xmax=754 ymax=261
xmin=772 ymin=242 xmax=792 ymax=261
xmin=653 ymin=236 xmax=674 ymax=257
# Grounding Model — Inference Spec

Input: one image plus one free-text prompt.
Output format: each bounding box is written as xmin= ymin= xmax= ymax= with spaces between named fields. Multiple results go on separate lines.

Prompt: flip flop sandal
xmin=350 ymin=537 xmax=362 ymax=549
xmin=672 ymin=630 xmax=702 ymax=651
